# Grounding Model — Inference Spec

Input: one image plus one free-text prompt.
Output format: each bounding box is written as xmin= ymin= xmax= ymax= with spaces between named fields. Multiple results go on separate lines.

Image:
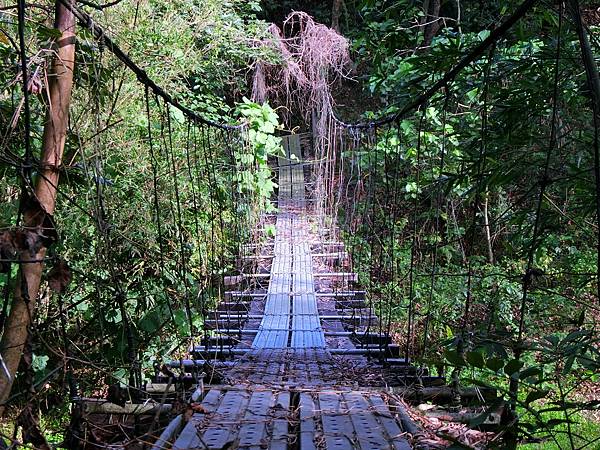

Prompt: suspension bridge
xmin=4 ymin=1 xmax=580 ymax=448
xmin=71 ymin=133 xmax=448 ymax=449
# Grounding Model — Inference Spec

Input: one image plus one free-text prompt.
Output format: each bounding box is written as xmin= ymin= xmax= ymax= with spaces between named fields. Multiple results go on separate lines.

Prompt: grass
xmin=518 ymin=411 xmax=600 ymax=450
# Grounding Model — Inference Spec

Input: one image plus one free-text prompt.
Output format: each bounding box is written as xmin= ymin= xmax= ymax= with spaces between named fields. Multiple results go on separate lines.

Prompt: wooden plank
xmin=252 ymin=216 xmax=291 ymax=349
xmin=368 ymin=394 xmax=412 ymax=450
xmin=299 ymin=393 xmax=317 ymax=450
xmin=344 ymin=392 xmax=389 ymax=450
xmin=291 ymin=237 xmax=325 ymax=348
xmin=319 ymin=391 xmax=356 ymax=449
xmin=269 ymin=392 xmax=290 ymax=450
xmin=77 ymin=398 xmax=172 ymax=415
xmin=200 ymin=389 xmax=251 ymax=449
xmin=238 ymin=390 xmax=275 ymax=448
xmin=173 ymin=389 xmax=222 ymax=449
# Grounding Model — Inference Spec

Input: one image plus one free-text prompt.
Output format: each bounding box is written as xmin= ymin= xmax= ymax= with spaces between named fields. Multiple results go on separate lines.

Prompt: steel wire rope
xmin=49 ymin=39 xmax=140 ymax=396
xmin=198 ymin=124 xmax=217 ymax=344
xmin=214 ymin=129 xmax=235 ymax=340
xmin=69 ymin=38 xmax=114 ymax=395
xmin=329 ymin=0 xmax=538 ymax=131
xmin=191 ymin=124 xmax=213 ymax=337
xmin=222 ymin=128 xmax=241 ymax=346
xmin=3 ymin=0 xmax=253 ymax=410
xmin=185 ymin=123 xmax=207 ymax=321
xmin=346 ymin=127 xmax=363 ymax=318
xmin=447 ymin=42 xmax=497 ymax=407
xmin=144 ymin=87 xmax=175 ymax=324
xmin=198 ymin=127 xmax=225 ymax=379
xmin=405 ymin=108 xmax=427 ymax=367
xmin=386 ymin=120 xmax=404 ymax=356
xmin=364 ymin=125 xmax=377 ymax=357
xmin=378 ymin=122 xmax=394 ymax=357
xmin=421 ymin=89 xmax=452 ymax=371
xmin=384 ymin=121 xmax=404 ymax=352
xmin=161 ymin=98 xmax=195 ymax=345
xmin=509 ymin=1 xmax=564 ymax=413
xmin=55 ymin=0 xmax=246 ymax=131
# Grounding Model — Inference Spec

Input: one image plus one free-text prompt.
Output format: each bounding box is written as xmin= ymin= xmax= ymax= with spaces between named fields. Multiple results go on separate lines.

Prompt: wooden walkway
xmin=171 ymin=386 xmax=411 ymax=450
xmin=151 ymin=134 xmax=418 ymax=449
xmin=252 ymin=214 xmax=325 ymax=349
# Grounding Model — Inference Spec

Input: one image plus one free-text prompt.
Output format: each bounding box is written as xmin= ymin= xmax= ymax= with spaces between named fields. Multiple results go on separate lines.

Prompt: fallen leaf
xmin=190 ymin=403 xmax=207 ymax=413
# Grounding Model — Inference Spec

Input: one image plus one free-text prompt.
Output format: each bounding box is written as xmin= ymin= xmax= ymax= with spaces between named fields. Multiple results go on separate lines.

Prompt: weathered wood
xmin=159 ymin=130 xmax=429 ymax=448
xmin=76 ymin=398 xmax=172 ymax=415
xmin=344 ymin=392 xmax=389 ymax=449
xmin=217 ymin=301 xmax=251 ymax=312
xmin=224 ymin=291 xmax=266 ymax=298
xmin=237 ymin=390 xmax=274 ymax=447
xmin=270 ymin=392 xmax=290 ymax=450
xmin=319 ymin=391 xmax=355 ymax=449
xmin=201 ymin=389 xmax=251 ymax=449
xmin=173 ymin=389 xmax=222 ymax=449
xmin=316 ymin=290 xmax=366 ymax=299
xmin=226 ymin=271 xmax=357 ymax=280
xmin=368 ymin=394 xmax=413 ymax=450
xmin=299 ymin=393 xmax=318 ymax=450
xmin=240 ymin=251 xmax=347 ymax=260
xmin=151 ymin=414 xmax=183 ymax=450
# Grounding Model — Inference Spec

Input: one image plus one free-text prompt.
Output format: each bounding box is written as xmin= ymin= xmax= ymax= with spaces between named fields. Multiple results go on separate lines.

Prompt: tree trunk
xmin=331 ymin=0 xmax=343 ymax=32
xmin=568 ymin=0 xmax=600 ymax=304
xmin=423 ymin=0 xmax=442 ymax=48
xmin=0 ymin=0 xmax=75 ymax=410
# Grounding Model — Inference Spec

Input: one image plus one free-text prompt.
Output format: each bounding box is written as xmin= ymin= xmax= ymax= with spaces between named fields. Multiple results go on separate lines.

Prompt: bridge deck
xmin=172 ymin=385 xmax=411 ymax=450
xmin=155 ymin=134 xmax=417 ymax=449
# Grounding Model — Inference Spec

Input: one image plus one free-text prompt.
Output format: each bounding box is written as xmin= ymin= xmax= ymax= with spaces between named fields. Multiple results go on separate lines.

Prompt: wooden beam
xmin=74 ymin=398 xmax=172 ymax=415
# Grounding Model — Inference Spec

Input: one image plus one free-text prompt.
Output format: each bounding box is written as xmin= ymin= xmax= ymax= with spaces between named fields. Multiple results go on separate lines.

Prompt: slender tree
xmin=0 ymin=0 xmax=76 ymax=409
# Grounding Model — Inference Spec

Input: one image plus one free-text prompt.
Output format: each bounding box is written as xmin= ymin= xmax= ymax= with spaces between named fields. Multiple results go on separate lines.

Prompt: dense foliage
xmin=338 ymin=1 xmax=600 ymax=447
xmin=0 ymin=0 xmax=599 ymax=448
xmin=0 ymin=0 xmax=281 ymax=443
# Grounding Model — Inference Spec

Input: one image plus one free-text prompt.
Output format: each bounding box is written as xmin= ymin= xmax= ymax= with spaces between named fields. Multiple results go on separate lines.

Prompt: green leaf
xmin=525 ymin=389 xmax=549 ymax=405
xmin=444 ymin=349 xmax=465 ymax=367
xmin=563 ymin=354 xmax=576 ymax=375
xmin=519 ymin=366 xmax=542 ymax=380
xmin=265 ymin=224 xmax=276 ymax=237
xmin=37 ymin=25 xmax=63 ymax=40
xmin=445 ymin=325 xmax=453 ymax=339
xmin=139 ymin=309 xmax=162 ymax=333
xmin=486 ymin=357 xmax=505 ymax=373
xmin=465 ymin=351 xmax=485 ymax=369
xmin=504 ymin=359 xmax=524 ymax=376
xmin=478 ymin=30 xmax=491 ymax=41
xmin=173 ymin=310 xmax=191 ymax=335
xmin=113 ymin=368 xmax=128 ymax=384
xmin=259 ymin=121 xmax=275 ymax=134
xmin=169 ymin=105 xmax=185 ymax=124
xmin=32 ymin=354 xmax=49 ymax=373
